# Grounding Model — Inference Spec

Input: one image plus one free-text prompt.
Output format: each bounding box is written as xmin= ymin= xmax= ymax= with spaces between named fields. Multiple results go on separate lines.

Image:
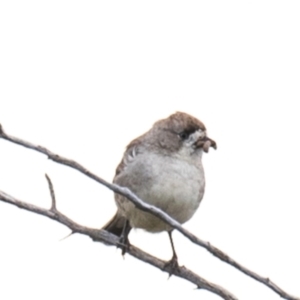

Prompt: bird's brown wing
xmin=103 ymin=134 xmax=145 ymax=236
xmin=114 ymin=133 xmax=145 ymax=177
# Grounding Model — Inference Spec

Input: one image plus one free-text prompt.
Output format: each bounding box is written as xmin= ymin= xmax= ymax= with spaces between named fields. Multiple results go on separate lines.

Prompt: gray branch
xmin=0 ymin=188 xmax=236 ymax=300
xmin=0 ymin=124 xmax=299 ymax=300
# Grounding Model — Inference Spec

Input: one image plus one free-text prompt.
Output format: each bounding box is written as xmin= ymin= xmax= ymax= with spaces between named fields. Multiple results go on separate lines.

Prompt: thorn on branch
xmin=60 ymin=231 xmax=75 ymax=241
xmin=45 ymin=174 xmax=57 ymax=211
xmin=0 ymin=124 xmax=4 ymax=135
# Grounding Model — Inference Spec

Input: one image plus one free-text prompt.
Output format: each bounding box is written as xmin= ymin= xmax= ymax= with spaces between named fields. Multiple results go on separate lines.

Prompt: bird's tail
xmin=102 ymin=212 xmax=128 ymax=237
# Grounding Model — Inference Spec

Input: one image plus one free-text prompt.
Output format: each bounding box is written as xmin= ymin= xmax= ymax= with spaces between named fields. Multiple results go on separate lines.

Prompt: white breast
xmin=115 ymin=151 xmax=205 ymax=232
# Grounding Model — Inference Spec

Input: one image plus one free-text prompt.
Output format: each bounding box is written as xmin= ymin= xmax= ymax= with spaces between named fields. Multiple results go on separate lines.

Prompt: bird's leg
xmin=117 ymin=220 xmax=131 ymax=256
xmin=164 ymin=231 xmax=180 ymax=277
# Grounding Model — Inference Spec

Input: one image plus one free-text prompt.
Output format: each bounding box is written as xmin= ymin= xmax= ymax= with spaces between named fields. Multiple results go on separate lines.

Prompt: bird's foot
xmin=117 ymin=235 xmax=130 ymax=256
xmin=163 ymin=254 xmax=179 ymax=278
xmin=116 ymin=219 xmax=131 ymax=256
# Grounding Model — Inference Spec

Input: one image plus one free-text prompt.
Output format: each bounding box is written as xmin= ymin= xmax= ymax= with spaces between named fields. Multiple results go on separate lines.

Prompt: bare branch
xmin=0 ymin=189 xmax=237 ymax=300
xmin=0 ymin=125 xmax=299 ymax=300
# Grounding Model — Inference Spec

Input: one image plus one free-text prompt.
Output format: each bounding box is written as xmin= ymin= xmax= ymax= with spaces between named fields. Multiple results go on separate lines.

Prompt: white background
xmin=0 ymin=1 xmax=299 ymax=299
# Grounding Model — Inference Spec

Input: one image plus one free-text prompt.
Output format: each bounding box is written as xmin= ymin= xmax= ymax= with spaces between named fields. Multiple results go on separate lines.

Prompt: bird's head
xmin=150 ymin=111 xmax=217 ymax=155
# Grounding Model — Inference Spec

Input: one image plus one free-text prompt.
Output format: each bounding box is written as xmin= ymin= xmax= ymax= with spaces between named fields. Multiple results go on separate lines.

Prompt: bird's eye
xmin=178 ymin=131 xmax=189 ymax=140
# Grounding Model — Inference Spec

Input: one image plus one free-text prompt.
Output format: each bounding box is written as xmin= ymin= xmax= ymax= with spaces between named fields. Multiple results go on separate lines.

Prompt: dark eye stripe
xmin=178 ymin=131 xmax=189 ymax=140
xmin=178 ymin=128 xmax=197 ymax=140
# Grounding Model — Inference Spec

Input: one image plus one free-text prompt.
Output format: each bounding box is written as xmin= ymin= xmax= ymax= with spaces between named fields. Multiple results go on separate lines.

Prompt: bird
xmin=103 ymin=111 xmax=216 ymax=270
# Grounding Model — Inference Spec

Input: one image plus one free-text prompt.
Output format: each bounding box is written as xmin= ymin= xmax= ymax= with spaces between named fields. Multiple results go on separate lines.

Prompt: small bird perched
xmin=103 ymin=112 xmax=216 ymax=269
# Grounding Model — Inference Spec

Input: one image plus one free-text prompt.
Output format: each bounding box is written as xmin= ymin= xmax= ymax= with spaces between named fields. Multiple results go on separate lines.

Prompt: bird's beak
xmin=195 ymin=136 xmax=217 ymax=153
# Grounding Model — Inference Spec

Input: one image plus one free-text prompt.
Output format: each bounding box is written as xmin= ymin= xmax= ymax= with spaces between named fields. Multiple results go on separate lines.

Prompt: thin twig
xmin=45 ymin=174 xmax=56 ymax=211
xmin=0 ymin=190 xmax=237 ymax=300
xmin=0 ymin=126 xmax=299 ymax=300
